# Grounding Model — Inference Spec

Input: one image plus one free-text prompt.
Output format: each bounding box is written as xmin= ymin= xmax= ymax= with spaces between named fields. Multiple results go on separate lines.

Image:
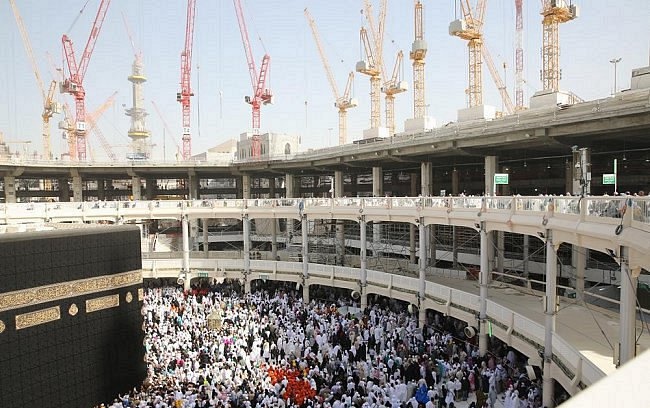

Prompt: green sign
xmin=197 ymin=271 xmax=209 ymax=278
xmin=602 ymin=174 xmax=616 ymax=185
xmin=494 ymin=173 xmax=509 ymax=185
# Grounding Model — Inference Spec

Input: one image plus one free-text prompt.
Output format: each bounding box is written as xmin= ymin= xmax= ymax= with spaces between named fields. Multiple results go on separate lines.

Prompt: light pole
xmin=610 ymin=57 xmax=622 ymax=95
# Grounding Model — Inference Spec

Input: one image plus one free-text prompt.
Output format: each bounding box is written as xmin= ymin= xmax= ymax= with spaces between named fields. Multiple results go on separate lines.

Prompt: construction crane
xmin=177 ymin=0 xmax=197 ymax=160
xmin=381 ymin=51 xmax=408 ymax=135
xmin=9 ymin=0 xmax=61 ymax=160
xmin=304 ymin=8 xmax=358 ymax=145
xmin=515 ymin=0 xmax=525 ymax=110
xmin=482 ymin=44 xmax=515 ymax=114
xmin=151 ymin=101 xmax=182 ymax=159
xmin=85 ymin=91 xmax=118 ymax=161
xmin=540 ymin=0 xmax=578 ymax=92
xmin=60 ymin=0 xmax=112 ymax=161
xmin=410 ymin=0 xmax=427 ymax=119
xmin=356 ymin=27 xmax=382 ymax=130
xmin=449 ymin=0 xmax=488 ymax=108
xmin=233 ymin=0 xmax=273 ymax=157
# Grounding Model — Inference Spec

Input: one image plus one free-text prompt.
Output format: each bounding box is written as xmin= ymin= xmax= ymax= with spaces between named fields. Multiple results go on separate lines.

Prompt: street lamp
xmin=609 ymin=57 xmax=622 ymax=95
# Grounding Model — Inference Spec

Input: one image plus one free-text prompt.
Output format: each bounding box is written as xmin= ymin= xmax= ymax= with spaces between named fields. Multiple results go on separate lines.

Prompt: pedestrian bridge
xmin=2 ymin=195 xmax=649 ymax=396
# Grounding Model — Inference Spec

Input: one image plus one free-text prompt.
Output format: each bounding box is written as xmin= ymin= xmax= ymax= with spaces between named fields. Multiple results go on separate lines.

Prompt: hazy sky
xmin=0 ymin=0 xmax=649 ymax=161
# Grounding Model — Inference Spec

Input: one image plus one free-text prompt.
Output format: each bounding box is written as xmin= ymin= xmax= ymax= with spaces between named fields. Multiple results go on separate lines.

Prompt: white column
xmin=410 ymin=226 xmax=417 ymax=264
xmin=497 ymin=231 xmax=505 ymax=273
xmin=3 ymin=176 xmax=16 ymax=203
xmin=543 ymin=230 xmax=557 ymax=408
xmin=181 ymin=215 xmax=191 ymax=291
xmin=131 ymin=176 xmax=142 ymax=200
xmin=428 ymin=225 xmax=436 ymax=266
xmin=243 ymin=215 xmax=251 ymax=291
xmin=302 ymin=214 xmax=310 ymax=303
xmin=72 ymin=175 xmax=83 ymax=202
xmin=241 ymin=174 xmax=251 ymax=199
xmin=285 ymin=174 xmax=296 ymax=243
xmin=484 ymin=156 xmax=497 ymax=196
xmin=523 ymin=234 xmax=530 ymax=279
xmin=334 ymin=170 xmax=345 ymax=265
xmin=360 ymin=218 xmax=368 ymax=310
xmin=452 ymin=226 xmax=459 ymax=268
xmin=372 ymin=167 xmax=383 ymax=258
xmin=479 ymin=222 xmax=489 ymax=356
xmin=572 ymin=245 xmax=587 ymax=300
xmin=270 ymin=178 xmax=278 ymax=260
xmin=202 ymin=219 xmax=209 ymax=257
xmin=418 ymin=219 xmax=427 ymax=327
xmin=420 ymin=161 xmax=432 ymax=196
xmin=619 ymin=246 xmax=638 ymax=366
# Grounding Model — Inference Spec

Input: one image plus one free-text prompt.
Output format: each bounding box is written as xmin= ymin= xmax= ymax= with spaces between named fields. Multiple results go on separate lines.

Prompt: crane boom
xmin=61 ymin=0 xmax=112 ymax=161
xmin=178 ymin=0 xmax=197 ymax=160
xmin=8 ymin=0 xmax=45 ymax=102
xmin=304 ymin=8 xmax=340 ymax=101
xmin=482 ymin=44 xmax=515 ymax=114
xmin=234 ymin=0 xmax=259 ymax=92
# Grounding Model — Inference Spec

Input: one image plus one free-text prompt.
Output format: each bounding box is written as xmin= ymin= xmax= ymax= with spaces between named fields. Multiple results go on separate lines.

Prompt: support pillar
xmin=243 ymin=214 xmax=251 ymax=293
xmin=360 ymin=217 xmax=368 ymax=311
xmin=428 ymin=226 xmax=437 ymax=266
xmin=484 ymin=156 xmax=497 ymax=196
xmin=188 ymin=174 xmax=200 ymax=200
xmin=451 ymin=168 xmax=460 ymax=195
xmin=372 ymin=167 xmax=383 ymax=257
xmin=270 ymin=178 xmax=278 ymax=260
xmin=418 ymin=219 xmax=427 ymax=327
xmin=72 ymin=175 xmax=83 ymax=202
xmin=479 ymin=222 xmax=489 ymax=356
xmin=523 ymin=234 xmax=530 ymax=280
xmin=145 ymin=178 xmax=156 ymax=200
xmin=242 ymin=174 xmax=251 ymax=200
xmin=202 ymin=219 xmax=209 ymax=257
xmin=543 ymin=230 xmax=558 ymax=408
xmin=452 ymin=226 xmax=459 ymax=269
xmin=97 ymin=179 xmax=105 ymax=201
xmin=3 ymin=176 xmax=16 ymax=203
xmin=619 ymin=246 xmax=638 ymax=366
xmin=285 ymin=173 xmax=297 ymax=242
xmin=334 ymin=170 xmax=345 ymax=265
xmin=572 ymin=245 xmax=586 ymax=300
xmin=420 ymin=161 xmax=433 ymax=196
xmin=58 ymin=178 xmax=70 ymax=202
xmin=301 ymin=215 xmax=310 ymax=303
xmin=497 ymin=231 xmax=505 ymax=273
xmin=410 ymin=174 xmax=417 ymax=264
xmin=131 ymin=176 xmax=142 ymax=200
xmin=181 ymin=215 xmax=191 ymax=291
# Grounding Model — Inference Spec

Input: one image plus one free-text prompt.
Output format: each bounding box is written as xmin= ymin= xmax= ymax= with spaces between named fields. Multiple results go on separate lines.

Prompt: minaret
xmin=125 ymin=53 xmax=151 ymax=159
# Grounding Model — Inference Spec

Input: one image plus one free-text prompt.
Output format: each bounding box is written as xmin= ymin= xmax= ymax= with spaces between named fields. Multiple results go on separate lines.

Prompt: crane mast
xmin=9 ymin=0 xmax=61 ymax=160
xmin=515 ymin=0 xmax=525 ymax=110
xmin=61 ymin=0 xmax=111 ymax=161
xmin=234 ymin=0 xmax=272 ymax=157
xmin=382 ymin=51 xmax=407 ymax=135
xmin=356 ymin=27 xmax=382 ymax=130
xmin=449 ymin=0 xmax=487 ymax=108
xmin=304 ymin=8 xmax=357 ymax=145
xmin=177 ymin=0 xmax=197 ymax=160
xmin=540 ymin=0 xmax=578 ymax=92
xmin=410 ymin=0 xmax=427 ymax=119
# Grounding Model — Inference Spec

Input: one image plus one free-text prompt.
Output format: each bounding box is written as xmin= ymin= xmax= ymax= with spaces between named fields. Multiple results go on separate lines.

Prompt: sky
xmin=0 ymin=0 xmax=649 ymax=161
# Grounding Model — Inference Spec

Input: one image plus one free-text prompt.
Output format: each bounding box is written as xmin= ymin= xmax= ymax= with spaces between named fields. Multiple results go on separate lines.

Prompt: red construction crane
xmin=177 ymin=0 xmax=197 ymax=160
xmin=233 ymin=0 xmax=273 ymax=158
xmin=60 ymin=0 xmax=112 ymax=161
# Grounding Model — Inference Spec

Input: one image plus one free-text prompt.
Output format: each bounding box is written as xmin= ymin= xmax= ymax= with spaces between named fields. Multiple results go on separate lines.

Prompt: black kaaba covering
xmin=0 ymin=226 xmax=146 ymax=408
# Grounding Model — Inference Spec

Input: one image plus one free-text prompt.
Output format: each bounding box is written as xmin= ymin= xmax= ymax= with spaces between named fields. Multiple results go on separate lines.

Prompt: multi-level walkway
xmin=1 ymin=195 xmax=649 ymax=402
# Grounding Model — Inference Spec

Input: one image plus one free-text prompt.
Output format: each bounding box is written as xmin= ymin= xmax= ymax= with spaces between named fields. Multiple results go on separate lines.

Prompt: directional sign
xmin=197 ymin=271 xmax=209 ymax=278
xmin=602 ymin=174 xmax=616 ymax=185
xmin=494 ymin=173 xmax=509 ymax=185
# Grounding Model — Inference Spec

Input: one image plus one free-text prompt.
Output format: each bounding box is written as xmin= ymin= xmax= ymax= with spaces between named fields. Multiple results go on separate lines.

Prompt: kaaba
xmin=0 ymin=225 xmax=146 ymax=408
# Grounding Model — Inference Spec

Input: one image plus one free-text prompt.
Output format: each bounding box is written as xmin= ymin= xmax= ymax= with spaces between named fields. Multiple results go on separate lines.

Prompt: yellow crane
xmin=356 ymin=27 xmax=382 ymax=130
xmin=381 ymin=51 xmax=408 ymax=135
xmin=304 ymin=8 xmax=358 ymax=145
xmin=540 ymin=0 xmax=578 ymax=92
xmin=449 ymin=0 xmax=488 ymax=108
xmin=9 ymin=0 xmax=61 ymax=160
xmin=482 ymin=44 xmax=515 ymax=114
xmin=85 ymin=92 xmax=118 ymax=161
xmin=363 ymin=0 xmax=406 ymax=135
xmin=410 ymin=0 xmax=427 ymax=119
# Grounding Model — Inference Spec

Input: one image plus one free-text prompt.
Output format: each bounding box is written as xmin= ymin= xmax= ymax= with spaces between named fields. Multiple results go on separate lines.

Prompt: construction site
xmin=1 ymin=0 xmax=646 ymax=164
